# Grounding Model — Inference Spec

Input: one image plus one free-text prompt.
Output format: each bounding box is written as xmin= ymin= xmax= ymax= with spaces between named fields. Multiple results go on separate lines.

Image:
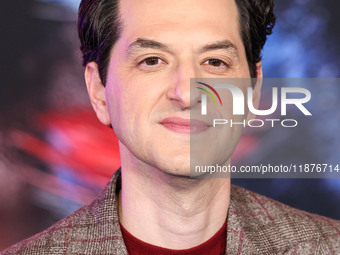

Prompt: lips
xmin=159 ymin=117 xmax=210 ymax=134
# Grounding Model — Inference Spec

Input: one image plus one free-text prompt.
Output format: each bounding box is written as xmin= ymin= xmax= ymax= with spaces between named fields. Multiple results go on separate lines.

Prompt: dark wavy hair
xmin=77 ymin=0 xmax=276 ymax=84
xmin=235 ymin=0 xmax=276 ymax=77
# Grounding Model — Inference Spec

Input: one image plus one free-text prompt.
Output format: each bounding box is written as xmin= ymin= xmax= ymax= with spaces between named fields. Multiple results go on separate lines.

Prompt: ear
xmin=246 ymin=62 xmax=263 ymax=121
xmin=84 ymin=62 xmax=111 ymax=125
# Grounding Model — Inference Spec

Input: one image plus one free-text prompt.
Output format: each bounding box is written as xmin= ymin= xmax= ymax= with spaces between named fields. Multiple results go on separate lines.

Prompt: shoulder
xmin=1 ymin=170 xmax=127 ymax=255
xmin=228 ymin=184 xmax=340 ymax=254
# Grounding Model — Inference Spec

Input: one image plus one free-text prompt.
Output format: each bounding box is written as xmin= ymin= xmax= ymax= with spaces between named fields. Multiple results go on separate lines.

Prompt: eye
xmin=202 ymin=58 xmax=231 ymax=74
xmin=203 ymin=59 xmax=227 ymax=67
xmin=140 ymin=57 xmax=163 ymax=66
xmin=137 ymin=56 xmax=167 ymax=71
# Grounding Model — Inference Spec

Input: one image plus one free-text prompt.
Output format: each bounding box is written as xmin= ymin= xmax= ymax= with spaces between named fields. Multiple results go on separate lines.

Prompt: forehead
xmin=118 ymin=0 xmax=241 ymax=48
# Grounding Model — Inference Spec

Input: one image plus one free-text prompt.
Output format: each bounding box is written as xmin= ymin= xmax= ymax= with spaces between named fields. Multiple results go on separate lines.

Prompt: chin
xmin=156 ymin=159 xmax=192 ymax=177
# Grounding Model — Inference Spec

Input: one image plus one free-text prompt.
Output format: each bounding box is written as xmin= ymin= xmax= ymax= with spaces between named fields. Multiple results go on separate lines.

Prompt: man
xmin=2 ymin=0 xmax=340 ymax=254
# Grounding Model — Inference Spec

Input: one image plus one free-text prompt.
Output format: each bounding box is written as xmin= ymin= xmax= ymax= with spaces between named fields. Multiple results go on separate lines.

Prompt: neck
xmin=118 ymin=145 xmax=230 ymax=250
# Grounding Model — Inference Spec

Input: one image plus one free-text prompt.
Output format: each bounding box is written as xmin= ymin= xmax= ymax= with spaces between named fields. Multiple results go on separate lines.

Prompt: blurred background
xmin=0 ymin=0 xmax=339 ymax=250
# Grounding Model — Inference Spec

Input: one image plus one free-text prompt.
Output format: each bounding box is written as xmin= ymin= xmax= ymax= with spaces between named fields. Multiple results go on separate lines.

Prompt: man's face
xmin=101 ymin=0 xmax=254 ymax=175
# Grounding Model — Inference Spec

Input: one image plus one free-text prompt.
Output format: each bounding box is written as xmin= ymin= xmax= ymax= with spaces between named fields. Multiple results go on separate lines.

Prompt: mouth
xmin=159 ymin=117 xmax=211 ymax=134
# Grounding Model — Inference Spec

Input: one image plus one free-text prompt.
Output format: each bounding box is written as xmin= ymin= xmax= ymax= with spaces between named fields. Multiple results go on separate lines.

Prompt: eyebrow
xmin=126 ymin=38 xmax=239 ymax=59
xmin=198 ymin=40 xmax=239 ymax=58
xmin=126 ymin=38 xmax=171 ymax=56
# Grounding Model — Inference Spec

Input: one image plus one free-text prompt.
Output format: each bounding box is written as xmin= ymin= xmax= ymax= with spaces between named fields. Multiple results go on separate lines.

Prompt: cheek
xmin=104 ymin=76 xmax=132 ymax=134
xmin=105 ymin=75 xmax=158 ymax=132
xmin=105 ymin=87 xmax=122 ymax=130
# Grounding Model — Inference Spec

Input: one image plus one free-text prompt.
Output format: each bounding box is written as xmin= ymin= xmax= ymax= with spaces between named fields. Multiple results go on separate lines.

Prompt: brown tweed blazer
xmin=2 ymin=170 xmax=340 ymax=254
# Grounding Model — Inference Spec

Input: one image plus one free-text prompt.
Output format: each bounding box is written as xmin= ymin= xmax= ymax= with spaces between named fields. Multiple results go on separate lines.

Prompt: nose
xmin=166 ymin=60 xmax=201 ymax=110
